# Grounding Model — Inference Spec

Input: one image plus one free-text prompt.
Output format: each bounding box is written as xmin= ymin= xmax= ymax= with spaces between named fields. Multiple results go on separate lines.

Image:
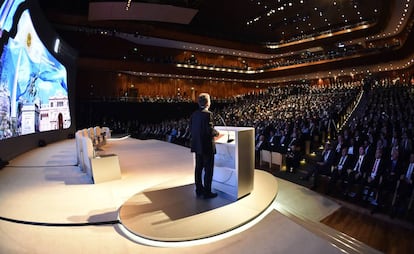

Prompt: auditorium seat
xmin=271 ymin=152 xmax=284 ymax=169
xmin=260 ymin=150 xmax=272 ymax=169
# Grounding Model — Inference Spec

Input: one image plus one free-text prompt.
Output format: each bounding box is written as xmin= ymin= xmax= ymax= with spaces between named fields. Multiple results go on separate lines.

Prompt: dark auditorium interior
xmin=2 ymin=0 xmax=414 ymax=253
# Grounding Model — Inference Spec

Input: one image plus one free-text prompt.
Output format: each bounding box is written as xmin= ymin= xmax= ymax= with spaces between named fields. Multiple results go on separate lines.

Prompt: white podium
xmin=212 ymin=126 xmax=255 ymax=200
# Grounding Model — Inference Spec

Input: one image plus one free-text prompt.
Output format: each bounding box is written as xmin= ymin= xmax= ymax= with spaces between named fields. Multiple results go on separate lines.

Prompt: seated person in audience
xmin=273 ymin=129 xmax=289 ymax=153
xmin=352 ymin=130 xmax=364 ymax=149
xmin=332 ymin=134 xmax=346 ymax=161
xmin=343 ymin=145 xmax=370 ymax=198
xmin=393 ymin=152 xmax=414 ymax=215
xmin=268 ymin=130 xmax=278 ymax=149
xmin=347 ymin=137 xmax=357 ymax=156
xmin=363 ymin=140 xmax=376 ymax=162
xmin=327 ymin=146 xmax=354 ymax=194
xmin=285 ymin=142 xmax=301 ymax=173
xmin=301 ymin=142 xmax=335 ymax=189
xmin=378 ymin=149 xmax=402 ymax=213
xmin=390 ymin=130 xmax=400 ymax=152
xmin=255 ymin=134 xmax=269 ymax=163
xmin=286 ymin=131 xmax=299 ymax=151
xmin=362 ymin=149 xmax=385 ymax=204
xmin=399 ymin=132 xmax=412 ymax=161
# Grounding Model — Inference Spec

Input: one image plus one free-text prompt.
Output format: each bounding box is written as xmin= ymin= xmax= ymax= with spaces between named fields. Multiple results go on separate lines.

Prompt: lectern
xmin=212 ymin=126 xmax=255 ymax=200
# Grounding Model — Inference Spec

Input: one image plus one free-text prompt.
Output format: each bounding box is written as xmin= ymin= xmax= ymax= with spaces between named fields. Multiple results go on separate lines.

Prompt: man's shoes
xmin=204 ymin=192 xmax=218 ymax=199
xmin=196 ymin=189 xmax=204 ymax=197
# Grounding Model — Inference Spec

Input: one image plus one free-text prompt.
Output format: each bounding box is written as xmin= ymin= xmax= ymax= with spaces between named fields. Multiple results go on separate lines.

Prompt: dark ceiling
xmin=190 ymin=0 xmax=386 ymax=43
xmin=36 ymin=0 xmax=414 ymax=82
xmin=38 ymin=0 xmax=389 ymax=45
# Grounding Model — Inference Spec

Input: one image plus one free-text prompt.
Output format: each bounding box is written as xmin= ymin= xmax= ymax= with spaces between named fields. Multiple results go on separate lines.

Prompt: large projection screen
xmin=0 ymin=0 xmax=77 ymax=160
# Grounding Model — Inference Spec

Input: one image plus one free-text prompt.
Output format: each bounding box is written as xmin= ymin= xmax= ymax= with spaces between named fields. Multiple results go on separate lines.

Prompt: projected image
xmin=0 ymin=0 xmax=70 ymax=140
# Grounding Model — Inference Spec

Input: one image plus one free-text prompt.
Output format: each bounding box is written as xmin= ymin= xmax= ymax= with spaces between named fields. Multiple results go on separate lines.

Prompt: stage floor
xmin=0 ymin=137 xmax=380 ymax=253
xmin=119 ymin=170 xmax=277 ymax=243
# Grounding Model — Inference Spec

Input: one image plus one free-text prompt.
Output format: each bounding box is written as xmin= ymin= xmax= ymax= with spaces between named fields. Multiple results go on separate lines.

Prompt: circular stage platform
xmin=118 ymin=170 xmax=278 ymax=244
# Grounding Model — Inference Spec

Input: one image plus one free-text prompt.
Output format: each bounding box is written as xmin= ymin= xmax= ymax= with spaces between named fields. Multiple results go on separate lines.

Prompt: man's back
xmin=190 ymin=109 xmax=215 ymax=155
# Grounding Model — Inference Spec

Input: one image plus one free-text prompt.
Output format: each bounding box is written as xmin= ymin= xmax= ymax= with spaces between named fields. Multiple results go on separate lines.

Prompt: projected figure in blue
xmin=0 ymin=0 xmax=70 ymax=139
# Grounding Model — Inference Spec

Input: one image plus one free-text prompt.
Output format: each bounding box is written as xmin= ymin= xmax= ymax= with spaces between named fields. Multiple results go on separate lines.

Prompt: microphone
xmin=217 ymin=114 xmax=234 ymax=143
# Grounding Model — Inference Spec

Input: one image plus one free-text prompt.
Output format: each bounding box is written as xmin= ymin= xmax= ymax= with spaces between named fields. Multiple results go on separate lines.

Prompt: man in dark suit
xmin=275 ymin=129 xmax=289 ymax=153
xmin=343 ymin=145 xmax=370 ymax=198
xmin=394 ymin=153 xmax=414 ymax=213
xmin=381 ymin=149 xmax=403 ymax=203
xmin=332 ymin=134 xmax=346 ymax=162
xmin=301 ymin=142 xmax=335 ymax=189
xmin=327 ymin=146 xmax=354 ymax=194
xmin=375 ymin=149 xmax=402 ymax=213
xmin=255 ymin=134 xmax=270 ymax=164
xmin=363 ymin=140 xmax=375 ymax=162
xmin=363 ymin=149 xmax=386 ymax=204
xmin=190 ymin=93 xmax=220 ymax=199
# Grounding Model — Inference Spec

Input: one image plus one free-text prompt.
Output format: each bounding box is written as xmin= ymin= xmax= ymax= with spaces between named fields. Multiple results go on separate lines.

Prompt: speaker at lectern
xmin=213 ymin=126 xmax=255 ymax=200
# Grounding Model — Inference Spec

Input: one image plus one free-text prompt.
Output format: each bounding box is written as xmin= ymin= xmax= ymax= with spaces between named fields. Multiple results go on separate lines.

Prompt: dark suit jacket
xmin=332 ymin=154 xmax=354 ymax=180
xmin=350 ymin=155 xmax=370 ymax=177
xmin=398 ymin=162 xmax=414 ymax=198
xmin=256 ymin=139 xmax=270 ymax=151
xmin=366 ymin=158 xmax=386 ymax=185
xmin=190 ymin=108 xmax=219 ymax=155
xmin=334 ymin=154 xmax=354 ymax=172
xmin=319 ymin=149 xmax=335 ymax=172
xmin=274 ymin=135 xmax=289 ymax=153
xmin=311 ymin=149 xmax=335 ymax=175
xmin=382 ymin=158 xmax=403 ymax=190
xmin=402 ymin=162 xmax=414 ymax=183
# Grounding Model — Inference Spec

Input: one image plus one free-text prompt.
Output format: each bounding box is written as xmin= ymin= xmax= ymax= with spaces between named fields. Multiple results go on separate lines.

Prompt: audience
xmin=307 ymin=80 xmax=414 ymax=218
xmin=85 ymin=77 xmax=414 ymax=222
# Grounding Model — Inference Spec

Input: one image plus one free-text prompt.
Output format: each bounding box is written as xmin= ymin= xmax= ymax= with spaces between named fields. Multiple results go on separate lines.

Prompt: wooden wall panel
xmin=76 ymin=70 xmax=264 ymax=100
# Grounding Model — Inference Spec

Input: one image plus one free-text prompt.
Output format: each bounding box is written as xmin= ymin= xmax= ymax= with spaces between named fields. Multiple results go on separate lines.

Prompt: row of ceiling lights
xmin=110 ymin=0 xmax=412 ymax=61
xmin=267 ymin=56 xmax=414 ymax=83
xmin=125 ymin=0 xmax=132 ymax=11
xmin=246 ymin=0 xmax=377 ymax=37
xmin=123 ymin=54 xmax=414 ymax=84
xmin=179 ymin=0 xmax=412 ymax=60
xmin=366 ymin=0 xmax=412 ymax=40
xmin=111 ymin=1 xmax=413 ymax=83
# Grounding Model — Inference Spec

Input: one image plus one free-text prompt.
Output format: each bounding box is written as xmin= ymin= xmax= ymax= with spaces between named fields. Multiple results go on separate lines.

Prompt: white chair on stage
xmin=75 ymin=130 xmax=85 ymax=172
xmin=81 ymin=128 xmax=88 ymax=138
xmin=80 ymin=136 xmax=94 ymax=179
xmin=87 ymin=127 xmax=98 ymax=147
xmin=101 ymin=127 xmax=111 ymax=139
xmin=79 ymin=129 xmax=121 ymax=184
xmin=94 ymin=126 xmax=106 ymax=147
